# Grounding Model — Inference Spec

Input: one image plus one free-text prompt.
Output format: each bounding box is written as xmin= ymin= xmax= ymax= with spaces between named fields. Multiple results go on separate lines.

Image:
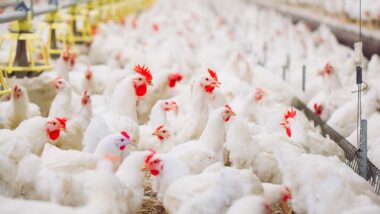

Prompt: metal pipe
xmin=0 ymin=11 xmax=26 ymax=24
xmin=0 ymin=0 xmax=92 ymax=24
xmin=33 ymin=4 xmax=58 ymax=16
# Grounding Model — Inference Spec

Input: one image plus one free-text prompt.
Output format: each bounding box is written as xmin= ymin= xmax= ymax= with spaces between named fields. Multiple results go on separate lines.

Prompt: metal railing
xmin=0 ymin=0 xmax=90 ymax=24
xmin=291 ymin=97 xmax=380 ymax=195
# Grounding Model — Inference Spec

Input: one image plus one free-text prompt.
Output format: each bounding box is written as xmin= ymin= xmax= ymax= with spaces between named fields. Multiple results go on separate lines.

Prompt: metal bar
xmin=0 ymin=0 xmax=92 ymax=24
xmin=359 ymin=119 xmax=368 ymax=179
xmin=291 ymin=97 xmax=380 ymax=195
xmin=302 ymin=65 xmax=306 ymax=92
xmin=0 ymin=11 xmax=26 ymax=24
xmin=33 ymin=4 xmax=58 ymax=16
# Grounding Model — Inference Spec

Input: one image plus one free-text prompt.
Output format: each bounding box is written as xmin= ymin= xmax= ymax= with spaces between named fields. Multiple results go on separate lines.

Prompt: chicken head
xmin=161 ymin=100 xmax=178 ymax=113
xmin=45 ymin=117 xmax=67 ymax=141
xmin=54 ymin=77 xmax=66 ymax=90
xmin=133 ymin=64 xmax=153 ymax=97
xmin=12 ymin=85 xmax=23 ymax=99
xmin=223 ymin=105 xmax=236 ymax=122
xmin=81 ymin=90 xmax=91 ymax=106
xmin=152 ymin=125 xmax=170 ymax=141
xmin=168 ymin=73 xmax=183 ymax=88
xmin=200 ymin=68 xmax=220 ymax=94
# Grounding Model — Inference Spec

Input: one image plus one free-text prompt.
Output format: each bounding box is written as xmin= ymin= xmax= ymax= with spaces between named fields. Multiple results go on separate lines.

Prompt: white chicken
xmin=164 ymin=163 xmax=263 ymax=214
xmin=284 ymin=154 xmax=380 ymax=213
xmin=54 ymin=91 xmax=93 ymax=150
xmin=14 ymin=116 xmax=67 ymax=156
xmin=0 ymin=85 xmax=40 ymax=129
xmin=143 ymin=150 xmax=190 ymax=199
xmin=41 ymin=131 xmax=132 ymax=173
xmin=227 ymin=195 xmax=271 ymax=214
xmin=168 ymin=105 xmax=236 ymax=173
xmin=115 ymin=151 xmax=152 ymax=213
xmin=48 ymin=77 xmax=73 ymax=118
xmin=225 ymin=117 xmax=283 ymax=184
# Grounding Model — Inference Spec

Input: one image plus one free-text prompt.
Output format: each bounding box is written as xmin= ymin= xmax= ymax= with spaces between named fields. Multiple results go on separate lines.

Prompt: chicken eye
xmin=138 ymin=78 xmax=142 ymax=81
xmin=52 ymin=122 xmax=56 ymax=125
xmin=165 ymin=102 xmax=169 ymax=105
xmin=121 ymin=138 xmax=124 ymax=142
xmin=205 ymin=78 xmax=209 ymax=81
xmin=163 ymin=130 xmax=166 ymax=133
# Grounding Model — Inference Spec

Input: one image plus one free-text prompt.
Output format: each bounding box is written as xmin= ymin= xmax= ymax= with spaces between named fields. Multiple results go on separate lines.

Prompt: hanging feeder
xmin=39 ymin=1 xmax=75 ymax=59
xmin=87 ymin=1 xmax=100 ymax=35
xmin=66 ymin=3 xmax=93 ymax=44
xmin=0 ymin=64 xmax=11 ymax=96
xmin=99 ymin=0 xmax=113 ymax=22
xmin=0 ymin=2 xmax=52 ymax=78
xmin=111 ymin=0 xmax=125 ymax=24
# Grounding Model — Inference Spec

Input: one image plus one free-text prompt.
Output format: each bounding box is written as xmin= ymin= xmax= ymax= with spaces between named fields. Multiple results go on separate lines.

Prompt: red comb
xmin=13 ymin=85 xmax=18 ymax=91
xmin=134 ymin=65 xmax=152 ymax=84
xmin=284 ymin=109 xmax=296 ymax=120
xmin=169 ymin=73 xmax=183 ymax=81
xmin=121 ymin=131 xmax=130 ymax=139
xmin=56 ymin=117 xmax=67 ymax=129
xmin=155 ymin=125 xmax=165 ymax=131
xmin=85 ymin=66 xmax=92 ymax=80
xmin=225 ymin=104 xmax=233 ymax=112
xmin=145 ymin=149 xmax=156 ymax=164
xmin=208 ymin=68 xmax=219 ymax=83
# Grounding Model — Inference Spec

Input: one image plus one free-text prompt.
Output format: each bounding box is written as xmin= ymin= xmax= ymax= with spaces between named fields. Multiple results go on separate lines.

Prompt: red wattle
xmin=150 ymin=169 xmax=160 ymax=176
xmin=48 ymin=130 xmax=61 ymax=141
xmin=119 ymin=145 xmax=126 ymax=151
xmin=204 ymin=85 xmax=215 ymax=94
xmin=134 ymin=84 xmax=147 ymax=97
xmin=286 ymin=127 xmax=292 ymax=138
xmin=168 ymin=80 xmax=176 ymax=88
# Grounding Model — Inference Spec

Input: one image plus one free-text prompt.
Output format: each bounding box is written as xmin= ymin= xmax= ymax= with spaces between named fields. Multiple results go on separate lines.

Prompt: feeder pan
xmin=0 ymin=3 xmax=52 ymax=78
xmin=99 ymin=0 xmax=113 ymax=22
xmin=87 ymin=1 xmax=100 ymax=35
xmin=66 ymin=4 xmax=93 ymax=44
xmin=39 ymin=8 xmax=75 ymax=59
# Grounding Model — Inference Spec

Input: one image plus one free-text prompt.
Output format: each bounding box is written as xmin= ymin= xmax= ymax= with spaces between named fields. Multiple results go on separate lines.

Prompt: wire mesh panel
xmin=291 ymin=98 xmax=380 ymax=195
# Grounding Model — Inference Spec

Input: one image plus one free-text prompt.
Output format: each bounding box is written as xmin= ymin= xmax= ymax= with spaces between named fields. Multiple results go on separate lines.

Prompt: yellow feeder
xmin=66 ymin=4 xmax=93 ymax=44
xmin=87 ymin=1 xmax=101 ymax=35
xmin=0 ymin=64 xmax=11 ymax=95
xmin=0 ymin=4 xmax=52 ymax=78
xmin=40 ymin=9 xmax=75 ymax=59
xmin=99 ymin=0 xmax=113 ymax=22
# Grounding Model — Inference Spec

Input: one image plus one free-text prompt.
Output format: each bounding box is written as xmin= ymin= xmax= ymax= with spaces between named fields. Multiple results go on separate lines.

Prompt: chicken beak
xmin=148 ymin=82 xmax=153 ymax=86
xmin=231 ymin=111 xmax=236 ymax=116
xmin=170 ymin=102 xmax=178 ymax=112
xmin=141 ymin=164 xmax=149 ymax=171
xmin=211 ymin=81 xmax=221 ymax=88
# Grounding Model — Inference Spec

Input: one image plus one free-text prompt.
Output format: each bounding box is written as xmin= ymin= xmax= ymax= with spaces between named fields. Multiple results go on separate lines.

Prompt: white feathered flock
xmin=0 ymin=0 xmax=380 ymax=213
